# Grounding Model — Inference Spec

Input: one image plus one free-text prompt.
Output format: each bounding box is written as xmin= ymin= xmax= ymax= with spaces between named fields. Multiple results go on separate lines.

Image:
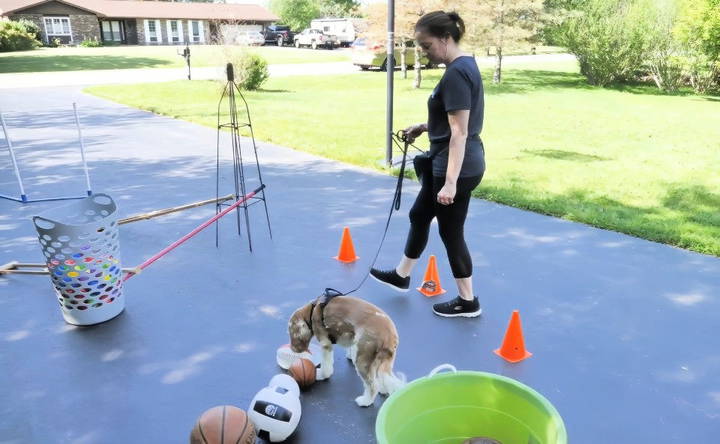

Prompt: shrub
xmin=80 ymin=37 xmax=103 ymax=47
xmin=16 ymin=19 xmax=41 ymax=41
xmin=673 ymin=0 xmax=720 ymax=93
xmin=230 ymin=52 xmax=269 ymax=90
xmin=558 ymin=0 xmax=650 ymax=86
xmin=0 ymin=20 xmax=40 ymax=52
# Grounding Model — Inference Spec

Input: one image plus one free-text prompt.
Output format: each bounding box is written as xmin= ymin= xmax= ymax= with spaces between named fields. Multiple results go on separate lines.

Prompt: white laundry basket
xmin=33 ymin=193 xmax=124 ymax=326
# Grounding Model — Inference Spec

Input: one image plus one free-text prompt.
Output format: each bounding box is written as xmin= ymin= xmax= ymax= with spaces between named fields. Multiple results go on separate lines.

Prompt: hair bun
xmin=447 ymin=11 xmax=460 ymax=22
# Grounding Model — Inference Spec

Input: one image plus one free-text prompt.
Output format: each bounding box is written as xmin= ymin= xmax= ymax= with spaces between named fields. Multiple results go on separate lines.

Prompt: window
xmin=101 ymin=21 xmax=122 ymax=42
xmin=187 ymin=20 xmax=204 ymax=43
xmin=166 ymin=20 xmax=183 ymax=43
xmin=44 ymin=16 xmax=71 ymax=36
xmin=145 ymin=19 xmax=159 ymax=43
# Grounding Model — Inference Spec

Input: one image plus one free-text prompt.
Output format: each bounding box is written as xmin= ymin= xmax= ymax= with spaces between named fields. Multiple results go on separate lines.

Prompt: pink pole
xmin=123 ymin=185 xmax=264 ymax=282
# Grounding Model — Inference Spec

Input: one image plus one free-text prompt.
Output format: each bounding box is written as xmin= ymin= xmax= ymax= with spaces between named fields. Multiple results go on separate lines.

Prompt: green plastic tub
xmin=376 ymin=365 xmax=567 ymax=444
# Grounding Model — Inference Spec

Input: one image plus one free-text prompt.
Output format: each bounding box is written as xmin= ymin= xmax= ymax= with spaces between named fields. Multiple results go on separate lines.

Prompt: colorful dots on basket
xmin=104 ymin=275 xmax=111 ymax=281
xmin=75 ymin=265 xmax=86 ymax=271
xmin=88 ymin=280 xmax=98 ymax=286
xmin=84 ymin=257 xmax=94 ymax=262
xmin=64 ymin=259 xmax=76 ymax=266
xmin=77 ymin=306 xmax=87 ymax=310
xmin=107 ymin=297 xmax=115 ymax=303
xmin=64 ymin=305 xmax=73 ymax=310
xmin=67 ymin=272 xmax=79 ymax=278
xmin=92 ymin=303 xmax=103 ymax=308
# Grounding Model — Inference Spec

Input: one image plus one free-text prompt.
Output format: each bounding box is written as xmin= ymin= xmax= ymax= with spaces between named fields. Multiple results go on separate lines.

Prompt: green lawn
xmin=0 ymin=45 xmax=351 ymax=73
xmin=85 ymin=59 xmax=720 ymax=256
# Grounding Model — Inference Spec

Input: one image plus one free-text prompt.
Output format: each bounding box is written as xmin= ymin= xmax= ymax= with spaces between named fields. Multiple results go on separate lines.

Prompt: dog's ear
xmin=288 ymin=303 xmax=313 ymax=353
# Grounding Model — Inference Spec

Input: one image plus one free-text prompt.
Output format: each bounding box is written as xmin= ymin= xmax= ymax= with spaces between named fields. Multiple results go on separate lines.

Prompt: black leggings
xmin=403 ymin=174 xmax=482 ymax=278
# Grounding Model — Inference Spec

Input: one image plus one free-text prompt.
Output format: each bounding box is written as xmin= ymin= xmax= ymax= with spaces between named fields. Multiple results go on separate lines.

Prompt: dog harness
xmin=309 ymin=288 xmax=343 ymax=344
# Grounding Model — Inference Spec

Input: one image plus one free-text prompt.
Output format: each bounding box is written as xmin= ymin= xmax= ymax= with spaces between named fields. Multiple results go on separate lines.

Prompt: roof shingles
xmin=0 ymin=0 xmax=279 ymax=21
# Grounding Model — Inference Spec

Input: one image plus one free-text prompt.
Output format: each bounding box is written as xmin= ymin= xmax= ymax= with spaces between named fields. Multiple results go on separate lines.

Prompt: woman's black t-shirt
xmin=426 ymin=55 xmax=485 ymax=178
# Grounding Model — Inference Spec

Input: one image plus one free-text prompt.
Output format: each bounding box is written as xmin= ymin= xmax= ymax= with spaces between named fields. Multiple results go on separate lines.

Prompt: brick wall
xmin=135 ymin=19 xmax=145 ymax=44
xmin=71 ymin=15 xmax=100 ymax=44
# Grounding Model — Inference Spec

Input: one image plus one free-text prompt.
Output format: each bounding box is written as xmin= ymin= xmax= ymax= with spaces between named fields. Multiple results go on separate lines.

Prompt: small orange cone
xmin=417 ymin=255 xmax=447 ymax=297
xmin=334 ymin=227 xmax=359 ymax=263
xmin=494 ymin=310 xmax=532 ymax=363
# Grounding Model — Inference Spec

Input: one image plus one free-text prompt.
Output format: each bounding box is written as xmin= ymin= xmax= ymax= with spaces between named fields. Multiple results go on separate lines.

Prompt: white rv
xmin=310 ymin=18 xmax=357 ymax=47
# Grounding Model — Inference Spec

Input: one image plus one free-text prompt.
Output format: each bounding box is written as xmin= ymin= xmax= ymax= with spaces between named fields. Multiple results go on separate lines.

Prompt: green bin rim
xmin=375 ymin=370 xmax=567 ymax=444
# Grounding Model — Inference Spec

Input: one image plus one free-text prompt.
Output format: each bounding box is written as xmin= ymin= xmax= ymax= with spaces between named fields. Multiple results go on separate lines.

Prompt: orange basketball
xmin=289 ymin=357 xmax=316 ymax=389
xmin=189 ymin=405 xmax=255 ymax=444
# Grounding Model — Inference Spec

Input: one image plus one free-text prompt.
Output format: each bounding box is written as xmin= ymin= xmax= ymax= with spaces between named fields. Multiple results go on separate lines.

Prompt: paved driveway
xmin=0 ymin=86 xmax=718 ymax=443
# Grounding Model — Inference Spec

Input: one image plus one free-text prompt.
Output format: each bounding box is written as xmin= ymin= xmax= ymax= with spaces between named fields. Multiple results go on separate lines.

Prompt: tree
xmin=364 ymin=0 xmax=446 ymax=87
xmin=462 ymin=0 xmax=545 ymax=83
xmin=319 ymin=0 xmax=361 ymax=17
xmin=270 ymin=0 xmax=321 ymax=31
xmin=673 ymin=0 xmax=720 ymax=92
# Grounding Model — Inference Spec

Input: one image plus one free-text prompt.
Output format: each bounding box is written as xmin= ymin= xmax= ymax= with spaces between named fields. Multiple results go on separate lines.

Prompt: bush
xmin=0 ymin=20 xmax=40 ymax=52
xmin=558 ymin=0 xmax=650 ymax=86
xmin=45 ymin=37 xmax=62 ymax=48
xmin=231 ymin=52 xmax=269 ymax=90
xmin=16 ymin=19 xmax=41 ymax=41
xmin=80 ymin=37 xmax=103 ymax=47
xmin=673 ymin=0 xmax=720 ymax=93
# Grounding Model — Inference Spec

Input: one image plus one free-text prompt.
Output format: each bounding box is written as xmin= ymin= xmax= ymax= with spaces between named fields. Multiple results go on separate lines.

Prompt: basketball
xmin=288 ymin=357 xmax=316 ymax=389
xmin=189 ymin=405 xmax=256 ymax=444
xmin=276 ymin=342 xmax=321 ymax=369
xmin=461 ymin=438 xmax=503 ymax=444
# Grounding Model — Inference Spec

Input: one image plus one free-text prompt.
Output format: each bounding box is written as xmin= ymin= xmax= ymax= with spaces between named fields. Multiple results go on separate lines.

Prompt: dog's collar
xmin=308 ymin=288 xmax=343 ymax=344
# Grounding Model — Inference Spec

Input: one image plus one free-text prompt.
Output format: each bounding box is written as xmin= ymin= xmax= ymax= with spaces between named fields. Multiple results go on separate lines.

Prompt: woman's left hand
xmin=437 ymin=182 xmax=456 ymax=205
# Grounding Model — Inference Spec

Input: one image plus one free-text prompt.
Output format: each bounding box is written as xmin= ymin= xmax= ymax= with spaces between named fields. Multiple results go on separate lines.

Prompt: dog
xmin=287 ymin=290 xmax=405 ymax=407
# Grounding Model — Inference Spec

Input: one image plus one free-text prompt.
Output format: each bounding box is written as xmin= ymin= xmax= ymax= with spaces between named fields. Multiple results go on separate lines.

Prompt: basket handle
xmin=33 ymin=216 xmax=56 ymax=230
xmin=428 ymin=364 xmax=457 ymax=377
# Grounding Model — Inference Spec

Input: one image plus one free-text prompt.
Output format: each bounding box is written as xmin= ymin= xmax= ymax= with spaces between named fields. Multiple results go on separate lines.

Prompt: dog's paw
xmin=316 ymin=367 xmax=333 ymax=381
xmin=355 ymin=395 xmax=374 ymax=407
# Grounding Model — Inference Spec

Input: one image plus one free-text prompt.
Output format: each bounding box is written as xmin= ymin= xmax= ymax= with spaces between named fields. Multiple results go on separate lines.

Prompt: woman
xmin=371 ymin=10 xmax=485 ymax=318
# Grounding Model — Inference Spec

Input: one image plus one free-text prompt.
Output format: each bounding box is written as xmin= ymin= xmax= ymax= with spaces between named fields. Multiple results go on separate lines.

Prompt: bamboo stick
xmin=118 ymin=194 xmax=235 ymax=225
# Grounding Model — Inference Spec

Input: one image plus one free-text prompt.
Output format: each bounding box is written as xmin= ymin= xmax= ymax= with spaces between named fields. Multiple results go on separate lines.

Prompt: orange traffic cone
xmin=334 ymin=227 xmax=359 ymax=263
xmin=417 ymin=255 xmax=447 ymax=297
xmin=494 ymin=310 xmax=532 ymax=363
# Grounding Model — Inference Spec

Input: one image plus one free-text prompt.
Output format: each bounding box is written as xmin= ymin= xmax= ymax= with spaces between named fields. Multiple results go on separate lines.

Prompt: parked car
xmin=263 ymin=24 xmax=294 ymax=46
xmin=351 ymin=38 xmax=431 ymax=71
xmin=237 ymin=31 xmax=265 ymax=46
xmin=294 ymin=28 xmax=338 ymax=50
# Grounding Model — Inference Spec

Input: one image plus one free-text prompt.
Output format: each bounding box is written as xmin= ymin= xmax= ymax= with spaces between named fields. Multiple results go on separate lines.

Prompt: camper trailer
xmin=310 ymin=18 xmax=357 ymax=47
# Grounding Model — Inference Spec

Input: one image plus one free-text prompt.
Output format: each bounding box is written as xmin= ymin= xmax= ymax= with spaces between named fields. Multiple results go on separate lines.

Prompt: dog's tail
xmin=376 ymin=349 xmax=407 ymax=395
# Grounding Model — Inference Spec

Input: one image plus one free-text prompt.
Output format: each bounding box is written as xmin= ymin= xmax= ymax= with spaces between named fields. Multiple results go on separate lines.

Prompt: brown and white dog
xmin=288 ymin=292 xmax=405 ymax=407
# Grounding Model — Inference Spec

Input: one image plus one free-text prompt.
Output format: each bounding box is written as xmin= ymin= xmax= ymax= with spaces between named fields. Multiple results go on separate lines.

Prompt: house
xmin=0 ymin=0 xmax=279 ymax=45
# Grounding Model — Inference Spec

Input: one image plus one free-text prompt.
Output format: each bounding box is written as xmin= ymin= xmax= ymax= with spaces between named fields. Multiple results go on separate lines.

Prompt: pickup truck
xmin=263 ymin=25 xmax=294 ymax=46
xmin=293 ymin=28 xmax=338 ymax=50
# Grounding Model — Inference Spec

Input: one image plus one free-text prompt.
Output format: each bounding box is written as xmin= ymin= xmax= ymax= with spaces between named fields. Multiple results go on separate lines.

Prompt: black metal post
xmin=385 ymin=0 xmax=395 ymax=167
